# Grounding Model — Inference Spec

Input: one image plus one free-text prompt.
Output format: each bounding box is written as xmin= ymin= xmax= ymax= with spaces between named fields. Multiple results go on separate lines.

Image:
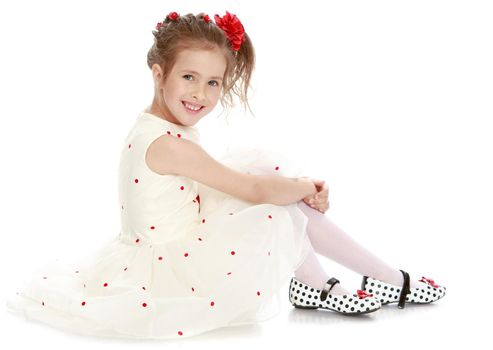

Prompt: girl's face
xmin=152 ymin=48 xmax=227 ymax=127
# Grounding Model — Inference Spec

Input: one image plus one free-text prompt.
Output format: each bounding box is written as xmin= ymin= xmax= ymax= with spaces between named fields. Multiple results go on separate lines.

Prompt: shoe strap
xmin=320 ymin=277 xmax=340 ymax=302
xmin=398 ymin=269 xmax=411 ymax=309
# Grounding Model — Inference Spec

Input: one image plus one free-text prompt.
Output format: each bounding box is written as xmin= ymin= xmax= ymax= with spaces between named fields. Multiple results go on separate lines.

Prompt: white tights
xmin=294 ymin=201 xmax=420 ymax=295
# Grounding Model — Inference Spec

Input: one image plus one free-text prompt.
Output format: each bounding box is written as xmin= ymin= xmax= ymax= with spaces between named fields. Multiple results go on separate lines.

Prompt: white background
xmin=1 ymin=0 xmax=491 ymax=348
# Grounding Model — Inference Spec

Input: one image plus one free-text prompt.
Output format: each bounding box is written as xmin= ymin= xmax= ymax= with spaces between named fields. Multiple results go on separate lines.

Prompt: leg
xmin=296 ymin=201 xmax=421 ymax=288
xmin=294 ymin=236 xmax=351 ymax=295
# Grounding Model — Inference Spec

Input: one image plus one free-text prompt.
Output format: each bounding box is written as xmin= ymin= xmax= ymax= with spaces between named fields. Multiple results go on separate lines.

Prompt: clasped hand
xmin=302 ymin=178 xmax=329 ymax=214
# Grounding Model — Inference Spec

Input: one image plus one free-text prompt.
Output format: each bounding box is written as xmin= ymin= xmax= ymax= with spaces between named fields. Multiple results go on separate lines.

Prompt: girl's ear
xmin=151 ymin=64 xmax=164 ymax=88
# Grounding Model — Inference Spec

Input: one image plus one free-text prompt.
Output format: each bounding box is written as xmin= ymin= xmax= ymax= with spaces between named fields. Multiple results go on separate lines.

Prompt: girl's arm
xmin=256 ymin=175 xmax=317 ymax=206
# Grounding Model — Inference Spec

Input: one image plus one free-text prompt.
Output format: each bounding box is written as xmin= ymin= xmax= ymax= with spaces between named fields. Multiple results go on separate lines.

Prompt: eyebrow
xmin=181 ymin=70 xmax=223 ymax=81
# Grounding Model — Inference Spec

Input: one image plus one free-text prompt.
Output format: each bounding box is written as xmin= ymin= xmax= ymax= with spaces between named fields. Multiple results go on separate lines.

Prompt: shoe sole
xmin=381 ymin=293 xmax=446 ymax=306
xmin=291 ymin=302 xmax=381 ymax=315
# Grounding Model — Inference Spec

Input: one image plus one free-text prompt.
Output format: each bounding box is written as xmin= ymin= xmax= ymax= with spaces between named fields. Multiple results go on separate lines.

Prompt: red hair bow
xmin=419 ymin=276 xmax=440 ymax=288
xmin=357 ymin=290 xmax=374 ymax=299
xmin=214 ymin=11 xmax=245 ymax=52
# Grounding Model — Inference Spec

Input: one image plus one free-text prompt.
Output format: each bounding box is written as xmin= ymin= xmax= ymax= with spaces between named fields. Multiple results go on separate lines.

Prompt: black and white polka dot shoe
xmin=361 ymin=269 xmax=447 ymax=309
xmin=289 ymin=276 xmax=382 ymax=315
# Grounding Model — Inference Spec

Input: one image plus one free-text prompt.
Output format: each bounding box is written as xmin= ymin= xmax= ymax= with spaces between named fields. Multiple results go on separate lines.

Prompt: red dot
xmin=150 ymin=226 xmax=155 ymax=230
xmin=198 ymin=237 xmax=202 ymax=241
xmin=210 ymin=301 xmax=215 ymax=306
xmin=134 ymin=178 xmax=139 ymax=183
xmin=158 ymin=256 xmax=163 ymax=260
xmin=202 ymin=219 xmax=206 ymax=223
xmin=81 ymin=301 xmax=86 ymax=306
xmin=142 ymin=286 xmax=146 ymax=290
xmin=257 ymin=291 xmax=261 ymax=296
xmin=180 ymin=186 xmax=184 ymax=190
xmin=184 ymin=253 xmax=189 ymax=257
xmin=124 ymin=267 xmax=128 ymax=271
xmin=227 ymin=272 xmax=232 ymax=275
xmin=103 ymin=283 xmax=108 ymax=287
xmin=128 ymin=144 xmax=131 ymax=148
xmin=135 ymin=238 xmax=140 ymax=243
xmin=178 ymin=331 xmax=183 ymax=336
xmin=142 ymin=303 xmax=147 ymax=307
xmin=166 ymin=130 xmax=171 ymax=135
xmin=268 ymin=215 xmax=272 ymax=219
xmin=177 ymin=134 xmax=182 ymax=138
xmin=42 ymin=301 xmax=45 ymax=306
xmin=231 ymin=251 xmax=235 ymax=255
xmin=192 ymin=287 xmax=195 ymax=292
xmin=275 ymin=166 xmax=279 ymax=170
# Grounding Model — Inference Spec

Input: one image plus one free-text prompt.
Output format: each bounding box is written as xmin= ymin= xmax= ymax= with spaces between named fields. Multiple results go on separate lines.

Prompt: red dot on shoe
xmin=128 ymin=144 xmax=131 ymax=148
xmin=158 ymin=256 xmax=163 ymax=260
xmin=167 ymin=130 xmax=171 ymax=135
xmin=142 ymin=286 xmax=146 ymax=290
xmin=103 ymin=283 xmax=108 ymax=287
xmin=210 ymin=301 xmax=215 ymax=306
xmin=142 ymin=303 xmax=147 ymax=307
xmin=177 ymin=134 xmax=181 ymax=138
xmin=81 ymin=301 xmax=86 ymax=306
xmin=227 ymin=272 xmax=232 ymax=275
xmin=178 ymin=331 xmax=183 ymax=336
xmin=231 ymin=251 xmax=235 ymax=255
xmin=180 ymin=186 xmax=184 ymax=190
xmin=202 ymin=219 xmax=205 ymax=223
xmin=275 ymin=166 xmax=279 ymax=170
xmin=268 ymin=215 xmax=272 ymax=219
xmin=42 ymin=301 xmax=45 ymax=306
xmin=134 ymin=178 xmax=139 ymax=183
xmin=184 ymin=253 xmax=189 ymax=257
xmin=257 ymin=291 xmax=261 ymax=296
xmin=135 ymin=238 xmax=140 ymax=243
xmin=150 ymin=226 xmax=155 ymax=230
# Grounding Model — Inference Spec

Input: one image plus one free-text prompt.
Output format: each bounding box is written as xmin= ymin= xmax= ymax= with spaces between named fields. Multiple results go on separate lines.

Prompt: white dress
xmin=5 ymin=110 xmax=312 ymax=339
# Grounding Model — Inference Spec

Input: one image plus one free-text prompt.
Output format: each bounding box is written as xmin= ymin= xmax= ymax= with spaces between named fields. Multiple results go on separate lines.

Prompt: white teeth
xmin=183 ymin=102 xmax=202 ymax=111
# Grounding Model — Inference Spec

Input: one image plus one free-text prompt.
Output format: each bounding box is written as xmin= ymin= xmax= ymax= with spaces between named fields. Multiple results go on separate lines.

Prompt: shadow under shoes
xmin=361 ymin=269 xmax=447 ymax=309
xmin=289 ymin=276 xmax=382 ymax=315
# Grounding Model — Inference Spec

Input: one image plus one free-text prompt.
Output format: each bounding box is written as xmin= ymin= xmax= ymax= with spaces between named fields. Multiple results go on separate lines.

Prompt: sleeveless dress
xmin=5 ymin=110 xmax=312 ymax=339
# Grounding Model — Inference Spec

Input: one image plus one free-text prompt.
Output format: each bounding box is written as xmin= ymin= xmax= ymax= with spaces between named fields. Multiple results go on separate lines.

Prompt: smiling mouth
xmin=182 ymin=101 xmax=204 ymax=112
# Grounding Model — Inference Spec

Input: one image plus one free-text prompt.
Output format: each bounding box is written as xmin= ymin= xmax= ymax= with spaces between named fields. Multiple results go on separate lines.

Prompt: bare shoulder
xmin=145 ymin=134 xmax=263 ymax=204
xmin=145 ymin=134 xmax=177 ymax=176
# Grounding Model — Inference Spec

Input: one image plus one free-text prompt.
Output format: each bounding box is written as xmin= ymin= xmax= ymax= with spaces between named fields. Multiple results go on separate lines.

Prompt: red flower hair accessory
xmin=155 ymin=11 xmax=180 ymax=30
xmin=214 ymin=11 xmax=245 ymax=52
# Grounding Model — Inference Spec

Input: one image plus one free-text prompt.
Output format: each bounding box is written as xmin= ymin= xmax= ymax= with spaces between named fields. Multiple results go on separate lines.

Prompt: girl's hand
xmin=302 ymin=178 xmax=330 ymax=214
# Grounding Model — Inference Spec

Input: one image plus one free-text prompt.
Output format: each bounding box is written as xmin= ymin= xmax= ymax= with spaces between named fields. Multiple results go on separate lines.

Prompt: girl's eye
xmin=183 ymin=74 xmax=220 ymax=87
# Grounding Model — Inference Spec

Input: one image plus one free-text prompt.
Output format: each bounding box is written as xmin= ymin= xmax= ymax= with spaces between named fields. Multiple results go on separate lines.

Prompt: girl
xmin=5 ymin=10 xmax=446 ymax=340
